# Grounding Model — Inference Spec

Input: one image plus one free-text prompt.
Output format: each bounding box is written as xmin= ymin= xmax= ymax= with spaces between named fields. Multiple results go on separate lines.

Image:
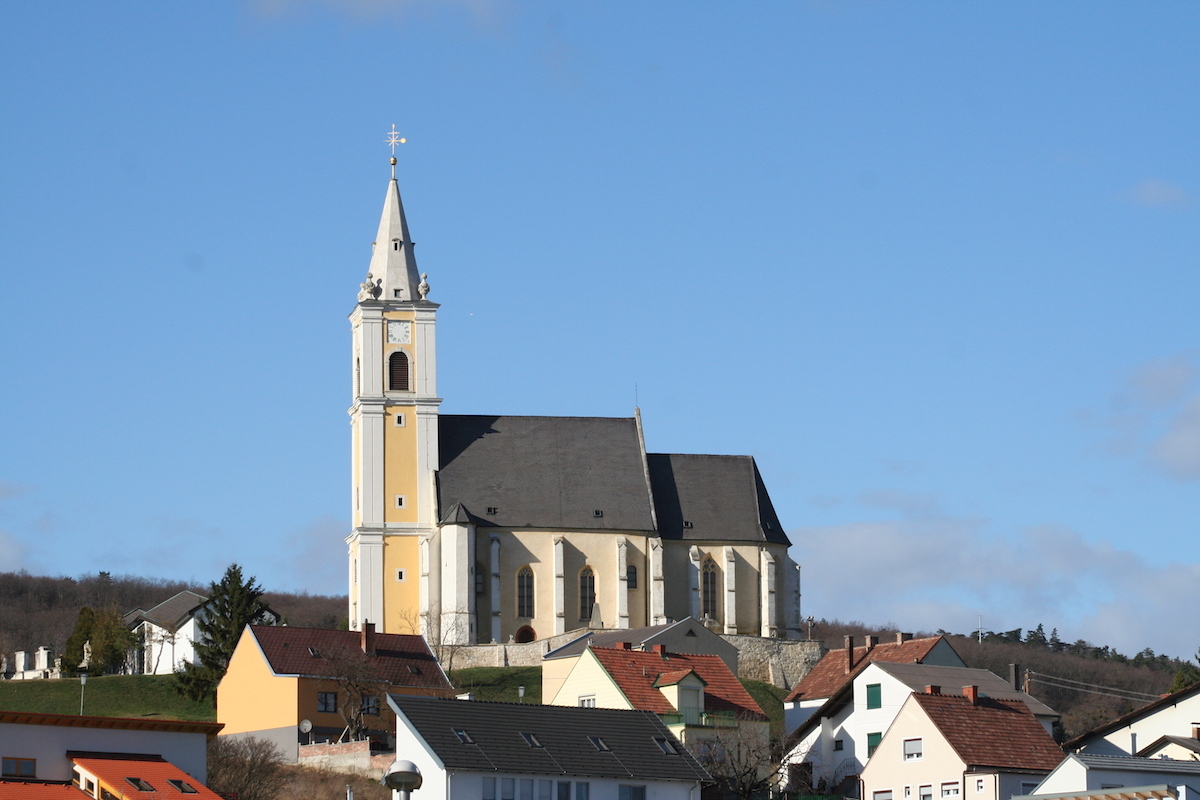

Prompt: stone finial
xmin=358 ymin=273 xmax=383 ymax=302
xmin=417 ymin=272 xmax=430 ymax=300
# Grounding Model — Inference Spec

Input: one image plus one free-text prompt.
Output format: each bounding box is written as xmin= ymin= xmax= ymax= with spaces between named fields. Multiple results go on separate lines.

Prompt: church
xmin=346 ymin=154 xmax=801 ymax=646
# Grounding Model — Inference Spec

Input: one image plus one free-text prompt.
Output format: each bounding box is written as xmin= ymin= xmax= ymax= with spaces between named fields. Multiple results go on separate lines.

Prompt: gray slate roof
xmin=390 ymin=695 xmax=710 ymax=783
xmin=543 ymin=623 xmax=678 ymax=661
xmin=123 ymin=590 xmax=208 ymax=632
xmin=436 ymin=415 xmax=790 ymax=545
xmin=873 ymin=662 xmax=1059 ymax=718
xmin=1069 ymin=753 xmax=1200 ymax=776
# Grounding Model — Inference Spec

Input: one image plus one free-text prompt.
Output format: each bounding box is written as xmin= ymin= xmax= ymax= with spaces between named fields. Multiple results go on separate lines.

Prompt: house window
xmin=579 ymin=695 xmax=596 ymax=708
xmin=975 ymin=780 xmax=985 ymax=793
xmin=521 ymin=732 xmax=543 ymax=748
xmin=654 ymin=737 xmax=679 ymax=755
xmin=2 ymin=758 xmax=35 ymax=778
xmin=866 ymin=683 xmax=882 ymax=709
xmin=361 ymin=695 xmax=380 ymax=715
xmin=557 ymin=783 xmax=571 ymax=800
xmin=521 ymin=779 xmax=535 ymax=800
xmin=125 ymin=778 xmax=155 ymax=792
xmin=388 ymin=351 xmax=410 ymax=391
xmin=502 ymin=778 xmax=515 ymax=800
xmin=920 ymin=786 xmax=933 ymax=800
xmin=906 ymin=787 xmax=912 ymax=798
xmin=941 ymin=784 xmax=960 ymax=798
xmin=589 ymin=736 xmax=609 ymax=751
xmin=833 ymin=739 xmax=844 ymax=751
xmin=701 ymin=557 xmax=719 ymax=620
xmin=483 ymin=778 xmax=496 ymax=800
xmin=538 ymin=781 xmax=553 ymax=800
xmin=518 ymin=567 xmax=535 ymax=618
xmin=167 ymin=780 xmax=198 ymax=794
xmin=903 ymin=738 xmax=923 ymax=761
xmin=619 ymin=788 xmax=646 ymax=800
xmin=317 ymin=692 xmax=337 ymax=713
xmin=579 ymin=567 xmax=596 ymax=620
xmin=867 ymin=731 xmax=883 ymax=757
xmin=874 ymin=793 xmax=894 ymax=800
xmin=627 ymin=565 xmax=638 ymax=589
xmin=575 ymin=783 xmax=589 ymax=800
xmin=453 ymin=728 xmax=474 ymax=744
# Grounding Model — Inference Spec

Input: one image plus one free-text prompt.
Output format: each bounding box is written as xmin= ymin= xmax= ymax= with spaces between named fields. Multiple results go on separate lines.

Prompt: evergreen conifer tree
xmin=176 ymin=564 xmax=273 ymax=702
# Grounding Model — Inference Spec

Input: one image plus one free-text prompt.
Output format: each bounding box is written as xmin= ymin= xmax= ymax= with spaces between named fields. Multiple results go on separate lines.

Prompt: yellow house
xmin=217 ymin=622 xmax=453 ymax=760
xmin=549 ymin=643 xmax=768 ymax=752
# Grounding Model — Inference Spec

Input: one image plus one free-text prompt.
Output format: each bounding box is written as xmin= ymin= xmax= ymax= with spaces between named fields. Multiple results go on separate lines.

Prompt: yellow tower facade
xmin=347 ymin=156 xmax=440 ymax=635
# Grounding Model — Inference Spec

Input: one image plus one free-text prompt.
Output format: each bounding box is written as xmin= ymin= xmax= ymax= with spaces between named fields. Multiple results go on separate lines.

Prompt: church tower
xmin=346 ymin=153 xmax=441 ymax=636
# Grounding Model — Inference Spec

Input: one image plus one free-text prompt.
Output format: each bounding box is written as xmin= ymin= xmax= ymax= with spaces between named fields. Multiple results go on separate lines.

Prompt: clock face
xmin=387 ymin=321 xmax=411 ymax=344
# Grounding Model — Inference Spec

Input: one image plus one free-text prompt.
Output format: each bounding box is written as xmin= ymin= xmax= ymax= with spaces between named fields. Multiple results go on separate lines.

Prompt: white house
xmin=1064 ymin=681 xmax=1200 ymax=758
xmin=123 ymin=590 xmax=209 ymax=675
xmin=1017 ymin=753 xmax=1200 ymax=800
xmin=388 ymin=694 xmax=710 ymax=800
xmin=780 ymin=661 xmax=1058 ymax=795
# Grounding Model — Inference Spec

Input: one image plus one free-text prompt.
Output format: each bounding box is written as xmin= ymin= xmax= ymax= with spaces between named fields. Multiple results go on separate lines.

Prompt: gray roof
xmin=436 ymin=415 xmax=790 ymax=545
xmin=1070 ymin=753 xmax=1200 ymax=776
xmin=543 ymin=622 xmax=679 ymax=661
xmin=389 ymin=695 xmax=710 ymax=783
xmin=123 ymin=590 xmax=208 ymax=632
xmin=1140 ymin=736 xmax=1200 ymax=757
xmin=873 ymin=662 xmax=1059 ymax=718
xmin=647 ymin=453 xmax=788 ymax=544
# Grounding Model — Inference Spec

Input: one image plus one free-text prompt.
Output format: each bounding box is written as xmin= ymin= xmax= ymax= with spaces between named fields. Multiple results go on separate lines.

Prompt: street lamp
xmin=518 ymin=686 xmax=525 ymax=703
xmin=381 ymin=759 xmax=422 ymax=800
xmin=79 ymin=674 xmax=88 ymax=716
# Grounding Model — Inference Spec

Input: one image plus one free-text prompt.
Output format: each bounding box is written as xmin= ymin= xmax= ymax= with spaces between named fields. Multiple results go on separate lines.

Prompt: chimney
xmin=866 ymin=635 xmax=879 ymax=652
xmin=1192 ymin=725 xmax=1199 ymax=740
xmin=845 ymin=635 xmax=855 ymax=674
xmin=361 ymin=621 xmax=376 ymax=655
xmin=1009 ymin=664 xmax=1021 ymax=691
xmin=620 ymin=642 xmax=633 ymax=650
xmin=896 ymin=632 xmax=913 ymax=644
xmin=652 ymin=644 xmax=667 ymax=657
xmin=964 ymin=685 xmax=979 ymax=705
xmin=925 ymin=685 xmax=941 ymax=695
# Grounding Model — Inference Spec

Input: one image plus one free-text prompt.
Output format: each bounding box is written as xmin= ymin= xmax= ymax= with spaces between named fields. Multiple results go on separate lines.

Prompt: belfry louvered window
xmin=388 ymin=351 xmax=410 ymax=391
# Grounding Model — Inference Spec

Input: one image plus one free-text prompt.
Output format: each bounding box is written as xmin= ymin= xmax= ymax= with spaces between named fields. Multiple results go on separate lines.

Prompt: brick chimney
xmin=964 ymin=685 xmax=979 ymax=705
xmin=866 ymin=635 xmax=879 ymax=652
xmin=652 ymin=644 xmax=667 ymax=657
xmin=1009 ymin=664 xmax=1021 ymax=691
xmin=361 ymin=621 xmax=376 ymax=655
xmin=620 ymin=642 xmax=633 ymax=650
xmin=845 ymin=635 xmax=855 ymax=674
xmin=896 ymin=632 xmax=913 ymax=644
xmin=925 ymin=685 xmax=941 ymax=695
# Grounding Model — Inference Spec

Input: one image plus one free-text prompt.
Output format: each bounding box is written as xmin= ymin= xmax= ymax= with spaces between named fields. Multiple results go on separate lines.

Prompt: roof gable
xmin=784 ymin=635 xmax=955 ymax=703
xmin=588 ymin=647 xmax=766 ymax=720
xmin=248 ymin=626 xmax=453 ymax=693
xmin=1064 ymin=680 xmax=1200 ymax=751
xmin=390 ymin=695 xmax=710 ymax=782
xmin=647 ymin=453 xmax=790 ymax=545
xmin=912 ymin=693 xmax=1064 ymax=771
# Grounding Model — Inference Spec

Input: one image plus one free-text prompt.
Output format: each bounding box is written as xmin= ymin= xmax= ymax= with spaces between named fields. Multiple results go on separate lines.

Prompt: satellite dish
xmin=299 ymin=719 xmax=313 ymax=733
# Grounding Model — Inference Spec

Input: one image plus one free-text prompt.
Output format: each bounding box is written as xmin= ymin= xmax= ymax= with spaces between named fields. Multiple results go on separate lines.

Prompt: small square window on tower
xmin=396 ymin=569 xmax=406 ymax=582
xmin=395 ymin=495 xmax=406 ymax=509
xmin=394 ymin=413 xmax=406 ymax=427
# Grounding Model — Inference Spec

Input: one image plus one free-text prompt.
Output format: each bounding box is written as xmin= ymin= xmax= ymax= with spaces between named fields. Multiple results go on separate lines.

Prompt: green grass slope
xmin=449 ymin=666 xmax=542 ymax=704
xmin=0 ymin=675 xmax=215 ymax=721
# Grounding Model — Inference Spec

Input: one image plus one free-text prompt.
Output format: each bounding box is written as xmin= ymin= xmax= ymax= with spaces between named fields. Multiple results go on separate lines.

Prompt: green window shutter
xmin=867 ymin=683 xmax=882 ymax=709
xmin=867 ymin=732 xmax=883 ymax=757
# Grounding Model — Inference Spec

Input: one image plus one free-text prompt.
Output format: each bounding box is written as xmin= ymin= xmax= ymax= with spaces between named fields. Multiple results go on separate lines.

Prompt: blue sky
xmin=1 ymin=2 xmax=1196 ymax=659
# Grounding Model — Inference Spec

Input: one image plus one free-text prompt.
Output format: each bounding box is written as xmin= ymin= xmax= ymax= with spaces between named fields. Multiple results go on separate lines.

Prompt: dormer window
xmin=389 ymin=351 xmax=410 ymax=391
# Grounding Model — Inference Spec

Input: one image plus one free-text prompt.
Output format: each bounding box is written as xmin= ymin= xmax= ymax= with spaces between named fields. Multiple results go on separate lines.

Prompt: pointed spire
xmin=363 ymin=156 xmax=422 ymax=304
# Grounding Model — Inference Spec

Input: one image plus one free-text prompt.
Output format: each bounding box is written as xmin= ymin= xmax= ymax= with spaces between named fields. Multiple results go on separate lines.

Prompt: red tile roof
xmin=0 ymin=711 xmax=221 ymax=735
xmin=72 ymin=756 xmax=223 ymax=800
xmin=589 ymin=647 xmax=766 ymax=720
xmin=249 ymin=626 xmax=454 ymax=694
xmin=912 ymin=693 xmax=1064 ymax=771
xmin=783 ymin=636 xmax=948 ymax=703
xmin=0 ymin=782 xmax=90 ymax=800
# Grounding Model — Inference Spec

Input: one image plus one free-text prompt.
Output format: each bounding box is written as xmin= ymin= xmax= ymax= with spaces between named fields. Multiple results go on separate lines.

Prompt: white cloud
xmin=1129 ymin=179 xmax=1192 ymax=208
xmin=794 ymin=516 xmax=1200 ymax=660
xmin=1151 ymin=395 xmax=1200 ymax=479
xmin=287 ymin=515 xmax=347 ymax=595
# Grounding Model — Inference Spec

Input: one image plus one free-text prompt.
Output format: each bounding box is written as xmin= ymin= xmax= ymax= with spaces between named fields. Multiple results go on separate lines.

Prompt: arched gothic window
xmin=701 ymin=557 xmax=719 ymax=621
xmin=626 ymin=564 xmax=638 ymax=589
xmin=579 ymin=567 xmax=596 ymax=621
xmin=388 ymin=351 xmax=410 ymax=391
xmin=517 ymin=566 xmax=535 ymax=618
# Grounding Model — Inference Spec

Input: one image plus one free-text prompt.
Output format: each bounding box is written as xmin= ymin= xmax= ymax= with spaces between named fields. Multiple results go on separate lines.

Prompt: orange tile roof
xmin=0 ymin=782 xmax=90 ymax=800
xmin=589 ymin=647 xmax=766 ymax=720
xmin=783 ymin=636 xmax=948 ymax=703
xmin=72 ymin=757 xmax=222 ymax=800
xmin=912 ymin=693 xmax=1064 ymax=772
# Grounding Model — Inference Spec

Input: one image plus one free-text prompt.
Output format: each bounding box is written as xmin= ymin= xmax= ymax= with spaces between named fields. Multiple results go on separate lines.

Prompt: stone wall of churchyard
xmin=444 ymin=629 xmax=826 ymax=689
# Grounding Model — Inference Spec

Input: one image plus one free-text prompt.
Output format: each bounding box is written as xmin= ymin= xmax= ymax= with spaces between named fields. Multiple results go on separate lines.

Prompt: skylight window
xmin=653 ymin=737 xmax=678 ymax=755
xmin=125 ymin=778 xmax=155 ymax=792
xmin=588 ymin=736 xmax=609 ymax=752
xmin=453 ymin=728 xmax=475 ymax=744
xmin=308 ymin=647 xmax=321 ymax=657
xmin=167 ymin=779 xmax=198 ymax=794
xmin=520 ymin=732 xmax=543 ymax=748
